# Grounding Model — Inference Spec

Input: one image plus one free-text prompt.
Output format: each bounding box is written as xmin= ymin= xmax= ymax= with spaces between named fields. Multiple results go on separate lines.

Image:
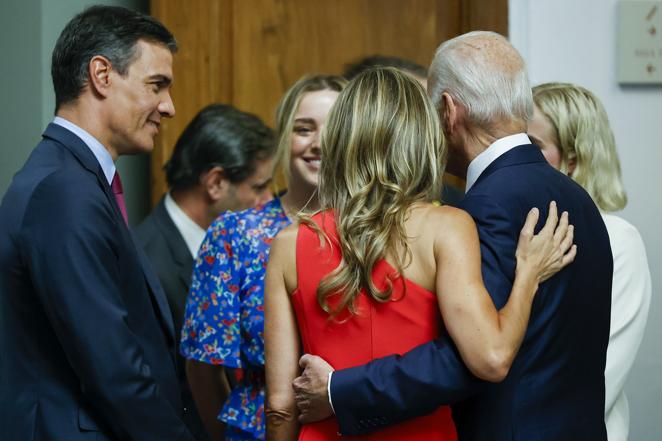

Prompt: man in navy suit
xmin=292 ymin=31 xmax=613 ymax=440
xmin=0 ymin=6 xmax=196 ymax=441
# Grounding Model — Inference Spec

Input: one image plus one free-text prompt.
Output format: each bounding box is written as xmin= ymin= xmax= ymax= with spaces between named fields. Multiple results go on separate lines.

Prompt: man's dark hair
xmin=165 ymin=104 xmax=275 ymax=192
xmin=51 ymin=5 xmax=177 ymax=111
xmin=343 ymin=55 xmax=428 ymax=80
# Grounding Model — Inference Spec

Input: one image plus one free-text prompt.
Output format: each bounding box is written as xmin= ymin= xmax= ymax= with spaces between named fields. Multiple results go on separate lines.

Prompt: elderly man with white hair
xmin=290 ymin=31 xmax=613 ymax=441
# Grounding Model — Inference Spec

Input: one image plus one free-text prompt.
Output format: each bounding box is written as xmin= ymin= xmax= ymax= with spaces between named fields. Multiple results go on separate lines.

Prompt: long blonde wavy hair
xmin=532 ymin=82 xmax=627 ymax=212
xmin=311 ymin=67 xmax=445 ymax=317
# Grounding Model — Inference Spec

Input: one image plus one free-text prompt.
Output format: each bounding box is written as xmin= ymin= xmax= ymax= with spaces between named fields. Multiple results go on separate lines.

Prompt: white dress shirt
xmin=465 ymin=133 xmax=532 ymax=192
xmin=53 ymin=116 xmax=115 ymax=185
xmin=602 ymin=213 xmax=651 ymax=441
xmin=164 ymin=193 xmax=206 ymax=259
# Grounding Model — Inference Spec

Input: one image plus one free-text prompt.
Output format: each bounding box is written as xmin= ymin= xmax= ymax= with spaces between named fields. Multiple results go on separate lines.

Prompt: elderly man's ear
xmin=441 ymin=92 xmax=460 ymax=135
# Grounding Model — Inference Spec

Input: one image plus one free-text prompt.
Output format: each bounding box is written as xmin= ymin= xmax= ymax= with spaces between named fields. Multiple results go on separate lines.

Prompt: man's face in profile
xmin=106 ymin=40 xmax=175 ymax=156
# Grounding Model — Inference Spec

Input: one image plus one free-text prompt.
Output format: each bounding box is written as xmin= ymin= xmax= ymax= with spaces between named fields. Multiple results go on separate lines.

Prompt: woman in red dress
xmin=264 ymin=68 xmax=576 ymax=441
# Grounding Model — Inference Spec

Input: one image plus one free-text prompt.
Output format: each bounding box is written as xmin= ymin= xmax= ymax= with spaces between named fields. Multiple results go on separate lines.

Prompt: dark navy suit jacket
xmin=0 ymin=124 xmax=195 ymax=441
xmin=136 ymin=198 xmax=209 ymax=441
xmin=331 ymin=145 xmax=613 ymax=441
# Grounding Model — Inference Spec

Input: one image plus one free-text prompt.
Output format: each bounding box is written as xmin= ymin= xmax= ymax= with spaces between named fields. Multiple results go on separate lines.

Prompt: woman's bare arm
xmin=435 ymin=202 xmax=575 ymax=382
xmin=264 ymin=225 xmax=302 ymax=441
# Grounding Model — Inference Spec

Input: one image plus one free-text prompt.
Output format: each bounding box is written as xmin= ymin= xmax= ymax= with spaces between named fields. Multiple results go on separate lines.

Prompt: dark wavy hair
xmin=51 ymin=5 xmax=177 ymax=111
xmin=165 ymin=104 xmax=275 ymax=192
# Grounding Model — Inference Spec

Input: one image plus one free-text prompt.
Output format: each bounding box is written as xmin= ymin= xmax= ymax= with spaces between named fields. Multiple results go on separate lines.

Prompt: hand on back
xmin=515 ymin=201 xmax=577 ymax=283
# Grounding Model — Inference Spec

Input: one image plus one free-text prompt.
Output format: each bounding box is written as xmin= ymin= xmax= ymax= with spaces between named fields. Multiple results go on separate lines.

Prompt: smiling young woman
xmin=179 ymin=75 xmax=346 ymax=441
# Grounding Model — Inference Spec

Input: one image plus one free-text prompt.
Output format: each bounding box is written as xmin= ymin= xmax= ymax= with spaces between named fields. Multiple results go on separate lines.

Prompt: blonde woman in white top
xmin=529 ymin=82 xmax=652 ymax=441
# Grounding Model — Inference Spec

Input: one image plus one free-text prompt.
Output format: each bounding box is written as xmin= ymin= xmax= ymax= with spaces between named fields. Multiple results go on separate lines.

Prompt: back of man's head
xmin=51 ymin=5 xmax=177 ymax=112
xmin=428 ymin=31 xmax=532 ymax=130
xmin=165 ymin=104 xmax=275 ymax=193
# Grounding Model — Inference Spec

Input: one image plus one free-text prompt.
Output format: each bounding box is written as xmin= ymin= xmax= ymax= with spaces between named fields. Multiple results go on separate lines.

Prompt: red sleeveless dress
xmin=291 ymin=212 xmax=457 ymax=441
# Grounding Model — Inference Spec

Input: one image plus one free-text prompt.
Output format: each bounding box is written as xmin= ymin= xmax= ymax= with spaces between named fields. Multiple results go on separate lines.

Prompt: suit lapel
xmin=43 ymin=124 xmax=177 ymax=347
xmin=152 ymin=199 xmax=194 ymax=291
xmin=131 ymin=231 xmax=177 ymax=341
xmin=43 ymin=124 xmax=126 ymax=225
xmin=471 ymin=144 xmax=547 ymax=191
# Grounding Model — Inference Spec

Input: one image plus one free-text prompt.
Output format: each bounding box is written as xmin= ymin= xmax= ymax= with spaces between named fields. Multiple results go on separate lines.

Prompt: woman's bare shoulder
xmin=409 ymin=204 xmax=478 ymax=257
xmin=268 ymin=223 xmax=299 ymax=293
xmin=413 ymin=203 xmax=475 ymax=230
xmin=273 ymin=222 xmax=298 ymax=244
xmin=269 ymin=223 xmax=298 ymax=266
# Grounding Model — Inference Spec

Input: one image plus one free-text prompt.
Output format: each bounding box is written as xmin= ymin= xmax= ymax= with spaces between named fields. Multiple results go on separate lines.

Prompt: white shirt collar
xmin=465 ymin=133 xmax=531 ymax=192
xmin=53 ymin=116 xmax=116 ymax=185
xmin=164 ymin=192 xmax=206 ymax=258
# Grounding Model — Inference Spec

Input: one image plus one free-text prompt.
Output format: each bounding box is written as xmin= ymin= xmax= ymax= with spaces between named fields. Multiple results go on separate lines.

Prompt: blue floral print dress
xmin=180 ymin=198 xmax=290 ymax=441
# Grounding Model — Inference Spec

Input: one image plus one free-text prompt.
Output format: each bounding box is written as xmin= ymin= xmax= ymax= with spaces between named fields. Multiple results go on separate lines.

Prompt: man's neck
xmin=464 ymin=132 xmax=531 ymax=192
xmin=57 ymin=100 xmax=117 ymax=160
xmin=462 ymin=119 xmax=527 ymax=165
xmin=170 ymin=189 xmax=212 ymax=230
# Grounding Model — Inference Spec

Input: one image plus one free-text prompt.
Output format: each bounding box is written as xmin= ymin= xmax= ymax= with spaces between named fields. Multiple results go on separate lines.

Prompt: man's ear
xmin=441 ymin=92 xmax=458 ymax=134
xmin=202 ymin=166 xmax=228 ymax=202
xmin=88 ymin=55 xmax=113 ymax=98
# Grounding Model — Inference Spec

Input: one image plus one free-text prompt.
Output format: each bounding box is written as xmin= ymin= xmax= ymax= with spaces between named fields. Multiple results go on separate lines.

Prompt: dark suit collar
xmin=43 ymin=123 xmax=107 ymax=182
xmin=152 ymin=198 xmax=194 ymax=268
xmin=471 ymin=144 xmax=547 ymax=190
xmin=131 ymin=229 xmax=177 ymax=342
xmin=43 ymin=123 xmax=131 ymax=232
xmin=152 ymin=198 xmax=196 ymax=295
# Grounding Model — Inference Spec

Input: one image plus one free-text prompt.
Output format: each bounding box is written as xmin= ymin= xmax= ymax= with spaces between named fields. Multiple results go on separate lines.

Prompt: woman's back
xmin=265 ymin=68 xmax=576 ymax=441
xmin=291 ymin=208 xmax=457 ymax=441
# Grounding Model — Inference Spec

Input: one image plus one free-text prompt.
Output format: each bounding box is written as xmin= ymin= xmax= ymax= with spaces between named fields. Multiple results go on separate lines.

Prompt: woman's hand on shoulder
xmin=516 ymin=201 xmax=577 ymax=284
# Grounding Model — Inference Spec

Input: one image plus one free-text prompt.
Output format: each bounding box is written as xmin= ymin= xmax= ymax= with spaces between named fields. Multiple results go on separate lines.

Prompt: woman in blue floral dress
xmin=180 ymin=75 xmax=346 ymax=441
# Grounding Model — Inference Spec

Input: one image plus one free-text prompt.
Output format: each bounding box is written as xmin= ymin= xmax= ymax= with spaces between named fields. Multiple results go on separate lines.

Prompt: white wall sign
xmin=618 ymin=1 xmax=662 ymax=83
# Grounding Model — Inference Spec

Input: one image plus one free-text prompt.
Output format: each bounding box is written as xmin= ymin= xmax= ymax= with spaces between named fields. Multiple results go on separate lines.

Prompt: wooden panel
xmin=149 ymin=0 xmax=507 ymax=204
xmin=437 ymin=0 xmax=463 ymax=40
xmin=231 ymin=0 xmax=456 ymax=125
xmin=149 ymin=0 xmax=232 ymax=206
xmin=461 ymin=0 xmax=509 ymax=35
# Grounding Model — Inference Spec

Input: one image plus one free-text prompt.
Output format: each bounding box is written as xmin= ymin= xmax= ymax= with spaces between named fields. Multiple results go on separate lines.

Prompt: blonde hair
xmin=272 ymin=75 xmax=347 ymax=184
xmin=532 ymin=82 xmax=627 ymax=212
xmin=312 ymin=67 xmax=445 ymax=317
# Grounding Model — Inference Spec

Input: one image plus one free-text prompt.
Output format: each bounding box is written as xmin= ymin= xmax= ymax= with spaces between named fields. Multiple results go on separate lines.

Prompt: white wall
xmin=510 ymin=1 xmax=662 ymax=439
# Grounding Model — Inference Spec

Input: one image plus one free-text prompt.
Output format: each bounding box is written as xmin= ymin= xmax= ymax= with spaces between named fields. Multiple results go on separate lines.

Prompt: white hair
xmin=428 ymin=31 xmax=533 ymax=128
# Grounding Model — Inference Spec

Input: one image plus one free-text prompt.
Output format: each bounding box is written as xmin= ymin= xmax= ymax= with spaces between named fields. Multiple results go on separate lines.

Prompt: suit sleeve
xmin=20 ymin=174 xmax=195 ymax=441
xmin=331 ymin=195 xmax=518 ymax=436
